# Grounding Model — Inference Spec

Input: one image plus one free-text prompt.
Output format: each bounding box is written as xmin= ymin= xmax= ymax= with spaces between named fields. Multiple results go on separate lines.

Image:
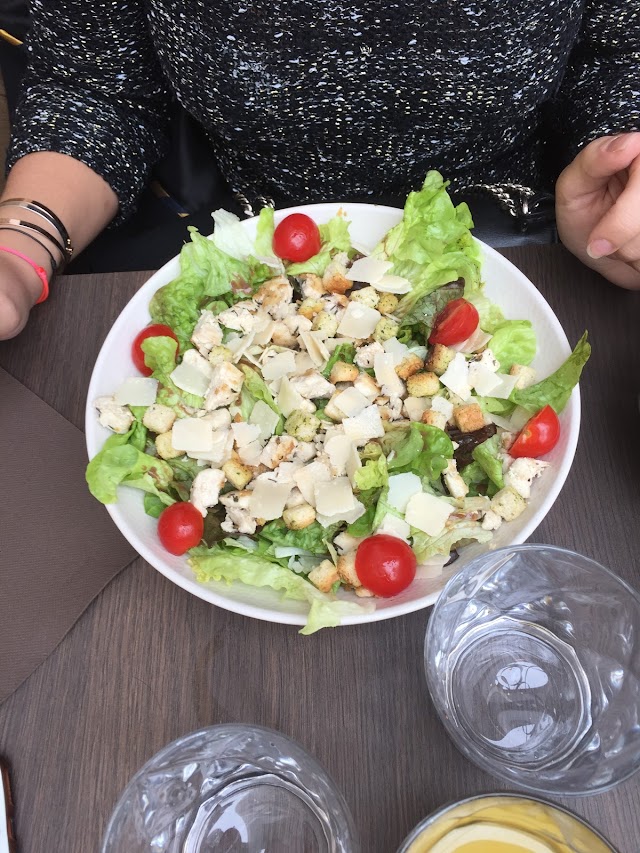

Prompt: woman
xmin=1 ymin=0 xmax=639 ymax=340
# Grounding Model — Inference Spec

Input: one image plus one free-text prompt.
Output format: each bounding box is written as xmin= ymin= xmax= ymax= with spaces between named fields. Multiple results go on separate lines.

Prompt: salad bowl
xmin=85 ymin=194 xmax=581 ymax=631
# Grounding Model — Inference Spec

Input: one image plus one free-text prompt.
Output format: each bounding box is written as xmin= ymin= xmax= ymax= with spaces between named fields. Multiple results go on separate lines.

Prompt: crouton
xmin=311 ymin=311 xmax=339 ymax=337
xmin=336 ymin=551 xmax=361 ymax=588
xmin=453 ymin=403 xmax=485 ymax=433
xmin=396 ymin=354 xmax=425 ymax=380
xmin=376 ymin=292 xmax=399 ymax=315
xmin=350 ymin=286 xmax=380 ymax=309
xmin=298 ymin=298 xmax=324 ymax=320
xmin=481 ymin=509 xmax=503 ymax=531
xmin=509 ymin=363 xmax=537 ymax=389
xmin=308 ymin=559 xmax=340 ymax=593
xmin=323 ymin=255 xmax=352 ymax=295
xmin=421 ymin=409 xmax=448 ymax=430
xmin=298 ymin=273 xmax=325 ymax=299
xmin=407 ymin=371 xmax=440 ymax=397
xmin=373 ymin=317 xmax=400 ymax=344
xmin=142 ymin=403 xmax=176 ymax=435
xmin=329 ymin=360 xmax=359 ymax=383
xmin=285 ymin=410 xmax=321 ymax=442
xmin=490 ymin=486 xmax=527 ymax=521
xmin=425 ymin=343 xmax=456 ymax=376
xmin=283 ymin=502 xmax=317 ymax=531
xmin=222 ymin=459 xmax=253 ymax=490
xmin=155 ymin=431 xmax=184 ymax=460
xmin=270 ymin=323 xmax=297 ymax=348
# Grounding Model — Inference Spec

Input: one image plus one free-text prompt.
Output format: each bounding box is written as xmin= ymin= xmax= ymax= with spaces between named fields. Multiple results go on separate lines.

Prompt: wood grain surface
xmin=1 ymin=245 xmax=639 ymax=853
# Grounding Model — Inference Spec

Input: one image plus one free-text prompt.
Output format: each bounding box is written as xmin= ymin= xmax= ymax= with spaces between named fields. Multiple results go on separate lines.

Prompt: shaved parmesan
xmin=114 ymin=377 xmax=158 ymax=406
xmin=231 ymin=422 xmax=262 ymax=447
xmin=342 ymin=404 xmax=385 ymax=445
xmin=253 ymin=317 xmax=275 ymax=346
xmin=337 ymin=302 xmax=381 ymax=339
xmin=431 ymin=396 xmax=454 ymax=420
xmin=294 ymin=460 xmax=332 ymax=506
xmin=237 ymin=440 xmax=263 ymax=466
xmin=440 ymin=353 xmax=472 ymax=401
xmin=403 ymin=396 xmax=430 ymax=422
xmin=262 ymin=350 xmax=296 ymax=382
xmin=226 ymin=331 xmax=256 ymax=363
xmin=295 ymin=351 xmax=316 ymax=373
xmin=373 ymin=352 xmax=404 ymax=397
xmin=334 ymin=386 xmax=370 ymax=417
xmin=188 ymin=428 xmax=233 ymax=465
xmin=300 ymin=330 xmax=330 ymax=367
xmin=249 ymin=480 xmax=293 ymax=521
xmin=383 ymin=337 xmax=410 ymax=366
xmin=404 ymin=492 xmax=454 ymax=536
xmin=376 ymin=513 xmax=411 ymax=541
xmin=249 ymin=400 xmax=281 ymax=440
xmin=346 ymin=256 xmax=392 ymax=284
xmin=388 ymin=472 xmax=422 ymax=512
xmin=170 ymin=358 xmax=212 ymax=397
xmin=490 ymin=373 xmax=520 ymax=399
xmin=277 ymin=376 xmax=307 ymax=417
xmin=374 ymin=273 xmax=412 ymax=294
xmin=451 ymin=327 xmax=493 ymax=353
xmin=316 ymin=500 xmax=366 ymax=527
xmin=172 ymin=418 xmax=214 ymax=452
xmin=314 ymin=477 xmax=356 ymax=516
xmin=325 ymin=434 xmax=354 ymax=475
xmin=469 ymin=362 xmax=502 ymax=396
xmin=345 ymin=443 xmax=362 ymax=487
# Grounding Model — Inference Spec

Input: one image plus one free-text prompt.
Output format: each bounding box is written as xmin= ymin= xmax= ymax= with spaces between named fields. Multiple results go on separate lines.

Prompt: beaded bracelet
xmin=0 ymin=246 xmax=50 ymax=304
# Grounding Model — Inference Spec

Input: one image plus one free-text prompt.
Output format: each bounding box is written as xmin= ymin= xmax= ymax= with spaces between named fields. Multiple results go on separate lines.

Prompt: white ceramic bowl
xmin=85 ymin=203 xmax=580 ymax=628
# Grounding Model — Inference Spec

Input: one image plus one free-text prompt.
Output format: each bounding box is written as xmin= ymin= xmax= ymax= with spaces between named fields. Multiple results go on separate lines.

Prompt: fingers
xmin=586 ymin=154 xmax=640 ymax=260
xmin=556 ymin=132 xmax=640 ymax=207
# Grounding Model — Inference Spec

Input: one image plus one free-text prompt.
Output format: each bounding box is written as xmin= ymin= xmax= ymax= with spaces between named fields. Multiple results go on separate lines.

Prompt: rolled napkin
xmin=0 ymin=367 xmax=136 ymax=703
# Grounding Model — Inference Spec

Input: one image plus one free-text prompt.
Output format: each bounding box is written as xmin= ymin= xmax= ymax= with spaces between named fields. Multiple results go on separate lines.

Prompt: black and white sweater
xmin=8 ymin=0 xmax=640 ymax=218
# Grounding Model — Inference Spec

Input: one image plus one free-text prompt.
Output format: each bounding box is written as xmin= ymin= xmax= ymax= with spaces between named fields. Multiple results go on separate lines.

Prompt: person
xmin=0 ymin=0 xmax=639 ymax=341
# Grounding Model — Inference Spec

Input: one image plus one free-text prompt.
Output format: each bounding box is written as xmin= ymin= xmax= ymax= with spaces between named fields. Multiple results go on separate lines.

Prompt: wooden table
xmin=1 ymin=245 xmax=639 ymax=852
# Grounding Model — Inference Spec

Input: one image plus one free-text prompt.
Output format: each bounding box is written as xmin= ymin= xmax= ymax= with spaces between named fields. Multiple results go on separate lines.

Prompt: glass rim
xmin=424 ymin=543 xmax=640 ymax=797
xmin=396 ymin=792 xmax=621 ymax=853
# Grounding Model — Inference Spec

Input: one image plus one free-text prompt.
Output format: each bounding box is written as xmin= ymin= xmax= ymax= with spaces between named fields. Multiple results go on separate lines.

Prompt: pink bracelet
xmin=0 ymin=245 xmax=49 ymax=304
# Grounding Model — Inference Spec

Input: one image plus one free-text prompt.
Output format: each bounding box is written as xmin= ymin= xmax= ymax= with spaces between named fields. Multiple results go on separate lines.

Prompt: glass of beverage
xmin=101 ymin=724 xmax=359 ymax=852
xmin=396 ymin=794 xmax=618 ymax=852
xmin=425 ymin=545 xmax=640 ymax=795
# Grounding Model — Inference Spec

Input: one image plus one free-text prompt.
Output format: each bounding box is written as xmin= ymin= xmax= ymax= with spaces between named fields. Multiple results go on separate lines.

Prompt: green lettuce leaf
xmin=286 ymin=214 xmax=353 ymax=276
xmin=354 ymin=456 xmax=388 ymax=491
xmin=510 ymin=332 xmax=591 ymax=414
xmin=240 ymin=365 xmax=283 ymax=432
xmin=87 ymin=436 xmax=175 ymax=505
xmin=141 ymin=336 xmax=205 ymax=412
xmin=188 ymin=545 xmax=372 ymax=634
xmin=477 ymin=396 xmax=516 ymax=417
xmin=259 ymin=520 xmax=343 ymax=555
xmin=465 ymin=293 xmax=505 ymax=333
xmin=412 ymin=522 xmax=493 ymax=563
xmin=472 ymin=434 xmax=504 ymax=490
xmin=383 ymin=422 xmax=454 ymax=481
xmin=489 ymin=320 xmax=537 ymax=372
xmin=322 ymin=342 xmax=357 ymax=379
xmin=143 ymin=493 xmax=166 ymax=518
xmin=397 ymin=280 xmax=464 ymax=344
xmin=254 ymin=206 xmax=277 ymax=258
xmin=372 ymin=171 xmax=482 ymax=317
xmin=346 ymin=499 xmax=377 ymax=537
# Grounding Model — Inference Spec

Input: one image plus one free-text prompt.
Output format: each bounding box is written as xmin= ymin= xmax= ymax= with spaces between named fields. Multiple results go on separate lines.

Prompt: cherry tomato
xmin=510 ymin=405 xmax=560 ymax=458
xmin=132 ymin=324 xmax=179 ymax=376
xmin=157 ymin=502 xmax=204 ymax=555
xmin=355 ymin=534 xmax=417 ymax=597
xmin=428 ymin=298 xmax=479 ymax=346
xmin=273 ymin=213 xmax=322 ymax=262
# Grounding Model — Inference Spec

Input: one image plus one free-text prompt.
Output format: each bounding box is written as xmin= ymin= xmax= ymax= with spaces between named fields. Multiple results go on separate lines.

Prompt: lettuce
xmin=465 ymin=293 xmax=505 ymax=333
xmin=397 ymin=280 xmax=464 ymax=345
xmin=188 ymin=546 xmax=373 ymax=634
xmin=489 ymin=320 xmax=537 ymax=372
xmin=240 ymin=365 xmax=283 ymax=432
xmin=285 ymin=214 xmax=353 ymax=277
xmin=86 ymin=432 xmax=175 ymax=505
xmin=141 ymin=337 xmax=205 ymax=412
xmin=382 ymin=422 xmax=453 ymax=482
xmin=354 ymin=456 xmax=388 ymax=491
xmin=259 ymin=520 xmax=343 ymax=555
xmin=472 ymin=434 xmax=505 ymax=490
xmin=373 ymin=172 xmax=482 ymax=317
xmin=412 ymin=522 xmax=493 ymax=563
xmin=322 ymin=343 xmax=357 ymax=379
xmin=510 ymin=333 xmax=590 ymax=414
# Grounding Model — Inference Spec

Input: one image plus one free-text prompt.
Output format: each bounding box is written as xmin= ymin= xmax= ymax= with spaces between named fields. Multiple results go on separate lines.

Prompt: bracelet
xmin=0 ymin=198 xmax=73 ymax=263
xmin=0 ymin=217 xmax=67 ymax=266
xmin=0 ymin=226 xmax=58 ymax=275
xmin=0 ymin=246 xmax=50 ymax=304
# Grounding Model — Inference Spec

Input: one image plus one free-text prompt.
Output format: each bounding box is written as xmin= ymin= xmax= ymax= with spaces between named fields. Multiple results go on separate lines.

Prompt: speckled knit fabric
xmin=8 ymin=0 xmax=640 ymax=219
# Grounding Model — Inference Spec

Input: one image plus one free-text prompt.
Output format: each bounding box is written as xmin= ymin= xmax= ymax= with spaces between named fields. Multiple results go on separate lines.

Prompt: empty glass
xmin=101 ymin=724 xmax=359 ymax=852
xmin=396 ymin=794 xmax=618 ymax=852
xmin=425 ymin=545 xmax=640 ymax=795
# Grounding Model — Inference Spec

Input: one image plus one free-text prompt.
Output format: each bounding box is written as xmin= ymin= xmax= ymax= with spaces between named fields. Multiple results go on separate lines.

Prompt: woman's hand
xmin=0 ymin=254 xmax=44 ymax=340
xmin=556 ymin=132 xmax=640 ymax=290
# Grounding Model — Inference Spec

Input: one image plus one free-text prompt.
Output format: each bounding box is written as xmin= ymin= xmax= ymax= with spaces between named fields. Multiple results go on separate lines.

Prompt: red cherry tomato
xmin=355 ymin=534 xmax=417 ymax=597
xmin=510 ymin=405 xmax=561 ymax=458
xmin=157 ymin=502 xmax=204 ymax=555
xmin=132 ymin=324 xmax=179 ymax=376
xmin=273 ymin=213 xmax=322 ymax=262
xmin=428 ymin=298 xmax=479 ymax=346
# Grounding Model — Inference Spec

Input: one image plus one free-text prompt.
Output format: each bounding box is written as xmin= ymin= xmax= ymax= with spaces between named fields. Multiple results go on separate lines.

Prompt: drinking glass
xmin=396 ymin=794 xmax=618 ymax=852
xmin=425 ymin=545 xmax=640 ymax=795
xmin=101 ymin=724 xmax=359 ymax=852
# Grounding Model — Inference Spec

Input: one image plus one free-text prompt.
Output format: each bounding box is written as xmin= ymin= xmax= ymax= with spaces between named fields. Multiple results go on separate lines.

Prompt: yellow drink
xmin=400 ymin=796 xmax=616 ymax=853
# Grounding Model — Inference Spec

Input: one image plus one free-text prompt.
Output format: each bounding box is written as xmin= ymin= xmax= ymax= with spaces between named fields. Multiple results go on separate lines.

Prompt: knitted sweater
xmin=8 ymin=0 xmax=640 ymax=218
